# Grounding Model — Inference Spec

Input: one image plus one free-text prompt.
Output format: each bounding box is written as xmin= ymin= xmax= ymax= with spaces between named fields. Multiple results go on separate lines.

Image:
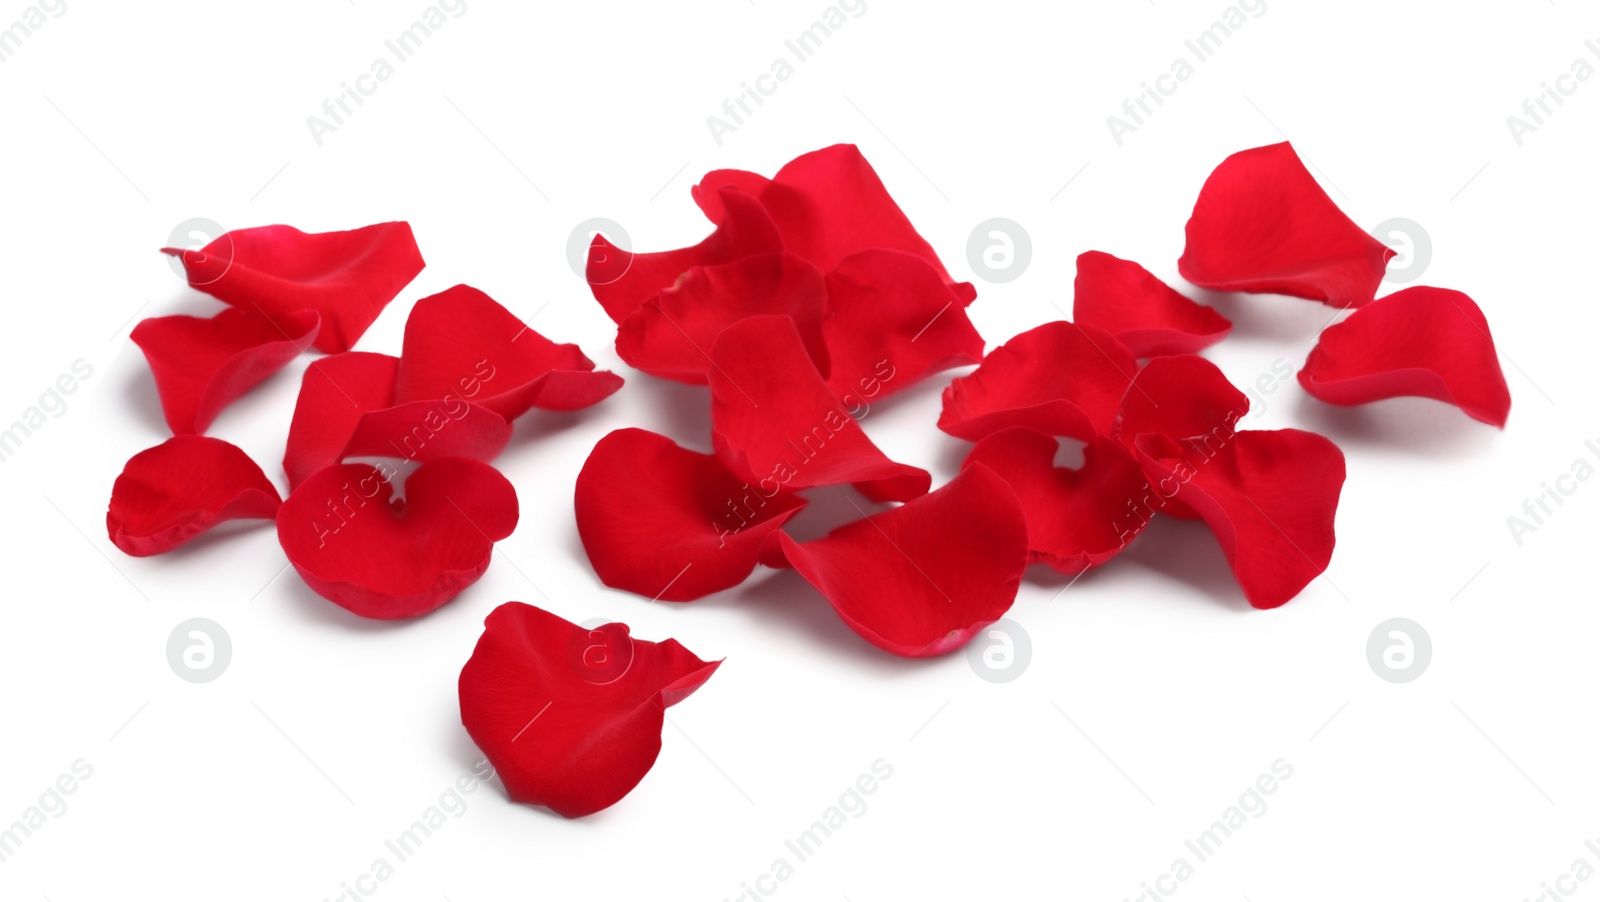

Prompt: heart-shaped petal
xmin=107 ymin=436 xmax=281 ymax=556
xmin=277 ymin=457 xmax=518 ymax=618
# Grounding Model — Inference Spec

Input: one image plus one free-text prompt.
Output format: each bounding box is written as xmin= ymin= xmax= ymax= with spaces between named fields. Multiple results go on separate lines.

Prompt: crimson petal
xmin=939 ymin=321 xmax=1137 ymax=443
xmin=962 ymin=430 xmax=1150 ymax=574
xmin=1132 ymin=429 xmax=1345 ymax=609
xmin=276 ymin=457 xmax=518 ymax=619
xmin=776 ymin=465 xmax=1028 ymax=657
xmin=458 ymin=602 xmax=720 ymax=818
xmin=284 ymin=352 xmax=511 ymax=490
xmin=1298 ymin=286 xmax=1512 ymax=427
xmin=107 ymin=436 xmax=281 ymax=556
xmin=822 ymin=249 xmax=984 ymax=403
xmin=132 ymin=307 xmax=319 ymax=435
xmin=396 ymin=285 xmax=622 ymax=420
xmin=1178 ymin=143 xmax=1394 ymax=309
xmin=1073 ymin=251 xmax=1230 ymax=356
xmin=1116 ymin=354 xmax=1249 ymax=447
xmin=576 ymin=428 xmax=807 ymax=600
xmin=586 ymin=190 xmax=782 ymax=323
xmin=709 ymin=316 xmax=930 ymax=503
xmin=162 ymin=222 xmax=424 ymax=352
xmin=690 ymin=168 xmax=772 ymax=223
xmin=615 ymin=253 xmax=829 ymax=384
xmin=754 ymin=145 xmax=976 ymax=304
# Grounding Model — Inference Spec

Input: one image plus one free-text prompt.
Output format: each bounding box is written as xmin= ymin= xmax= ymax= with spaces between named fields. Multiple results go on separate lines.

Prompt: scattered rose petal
xmin=690 ymin=169 xmax=772 ymax=223
xmin=615 ymin=253 xmax=829 ymax=384
xmin=1178 ymin=142 xmax=1394 ymax=309
xmin=1116 ymin=354 xmax=1249 ymax=447
xmin=107 ymin=436 xmax=281 ymax=556
xmin=962 ymin=430 xmax=1150 ymax=574
xmin=132 ymin=307 xmax=319 ymax=435
xmin=1132 ymin=429 xmax=1345 ymax=609
xmin=709 ymin=315 xmax=930 ymax=503
xmin=939 ymin=321 xmax=1138 ymax=443
xmin=586 ymin=190 xmax=782 ymax=323
xmin=775 ymin=465 xmax=1029 ymax=657
xmin=1298 ymin=286 xmax=1512 ymax=427
xmin=162 ymin=222 xmax=425 ymax=353
xmin=1073 ymin=251 xmax=1231 ymax=357
xmin=283 ymin=352 xmax=511 ymax=490
xmin=276 ymin=457 xmax=518 ymax=619
xmin=750 ymin=144 xmax=977 ymax=304
xmin=458 ymin=602 xmax=720 ymax=818
xmin=575 ymin=428 xmax=807 ymax=600
xmin=396 ymin=285 xmax=623 ymax=420
xmin=821 ymin=249 xmax=984 ymax=403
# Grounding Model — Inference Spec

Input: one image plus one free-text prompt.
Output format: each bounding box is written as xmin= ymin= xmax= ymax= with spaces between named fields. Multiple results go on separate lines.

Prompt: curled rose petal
xmin=162 ymin=222 xmax=425 ymax=353
xmin=709 ymin=315 xmax=930 ymax=503
xmin=821 ymin=249 xmax=984 ymax=403
xmin=1132 ymin=429 xmax=1345 ymax=609
xmin=586 ymin=189 xmax=782 ymax=323
xmin=962 ymin=430 xmax=1150 ymax=574
xmin=690 ymin=169 xmax=772 ymax=223
xmin=1116 ymin=354 xmax=1249 ymax=446
xmin=938 ymin=321 xmax=1138 ymax=443
xmin=132 ymin=307 xmax=319 ymax=435
xmin=1298 ymin=286 xmax=1511 ymax=427
xmin=1178 ymin=142 xmax=1394 ymax=309
xmin=283 ymin=352 xmax=511 ymax=490
xmin=276 ymin=457 xmax=518 ymax=619
xmin=395 ymin=285 xmax=622 ymax=420
xmin=1072 ymin=251 xmax=1230 ymax=357
xmin=575 ymin=428 xmax=807 ymax=600
xmin=776 ymin=465 xmax=1028 ymax=657
xmin=751 ymin=145 xmax=977 ymax=304
xmin=615 ymin=253 xmax=829 ymax=384
xmin=107 ymin=436 xmax=281 ymax=556
xmin=458 ymin=602 xmax=720 ymax=818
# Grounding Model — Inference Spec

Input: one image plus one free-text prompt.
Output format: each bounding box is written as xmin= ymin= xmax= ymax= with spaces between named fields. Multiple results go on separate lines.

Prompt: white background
xmin=1 ymin=1 xmax=1597 ymax=899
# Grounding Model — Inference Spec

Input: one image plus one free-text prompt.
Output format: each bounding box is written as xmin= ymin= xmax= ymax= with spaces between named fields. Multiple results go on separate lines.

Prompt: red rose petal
xmin=709 ymin=315 xmax=930 ymax=503
xmin=276 ymin=457 xmax=518 ymax=619
xmin=755 ymin=144 xmax=977 ymax=304
xmin=821 ymin=249 xmax=984 ymax=403
xmin=1298 ymin=286 xmax=1512 ymax=427
xmin=1178 ymin=143 xmax=1394 ymax=309
xmin=162 ymin=222 xmax=425 ymax=353
xmin=132 ymin=307 xmax=319 ymax=435
xmin=395 ymin=285 xmax=623 ymax=420
xmin=690 ymin=168 xmax=772 ymax=223
xmin=1116 ymin=354 xmax=1249 ymax=447
xmin=1073 ymin=251 xmax=1231 ymax=356
xmin=458 ymin=602 xmax=720 ymax=818
xmin=776 ymin=465 xmax=1028 ymax=657
xmin=962 ymin=430 xmax=1150 ymax=574
xmin=586 ymin=190 xmax=782 ymax=323
xmin=283 ymin=352 xmax=512 ymax=490
xmin=575 ymin=428 xmax=807 ymax=600
xmin=1132 ymin=429 xmax=1345 ymax=609
xmin=938 ymin=321 xmax=1138 ymax=443
xmin=107 ymin=436 xmax=281 ymax=556
xmin=615 ymin=253 xmax=829 ymax=384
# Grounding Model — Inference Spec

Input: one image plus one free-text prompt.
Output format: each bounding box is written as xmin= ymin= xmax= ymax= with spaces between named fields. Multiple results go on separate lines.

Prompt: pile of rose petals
xmin=110 ymin=222 xmax=620 ymax=619
xmin=108 ymin=140 xmax=1512 ymax=820
xmin=576 ymin=141 xmax=1511 ymax=642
